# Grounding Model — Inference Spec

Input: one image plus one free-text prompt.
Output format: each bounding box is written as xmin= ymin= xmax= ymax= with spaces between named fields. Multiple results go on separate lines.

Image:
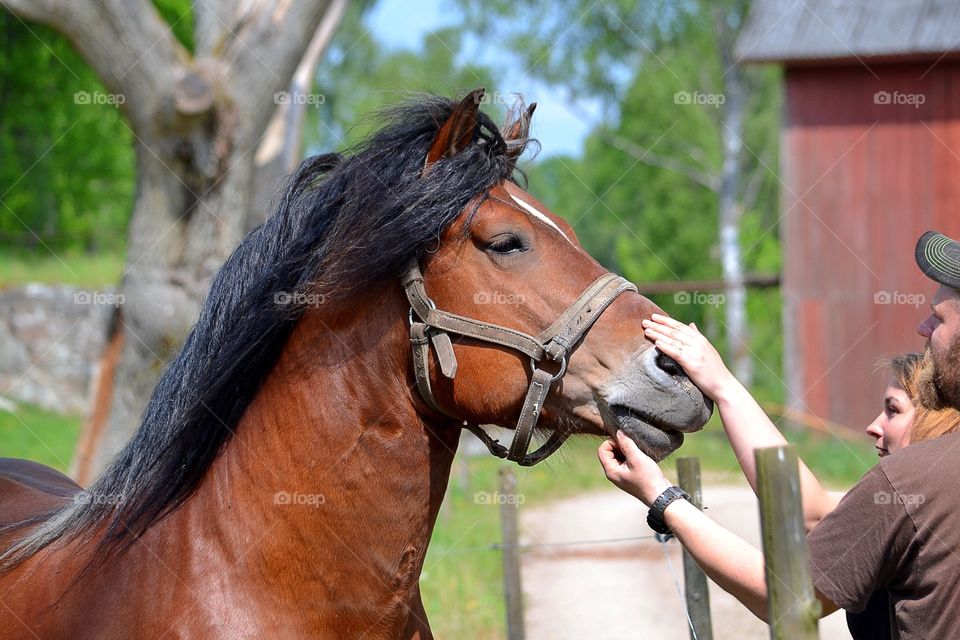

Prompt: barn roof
xmin=736 ymin=0 xmax=960 ymax=63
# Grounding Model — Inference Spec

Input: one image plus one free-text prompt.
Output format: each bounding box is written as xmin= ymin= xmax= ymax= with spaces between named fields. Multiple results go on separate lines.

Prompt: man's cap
xmin=916 ymin=230 xmax=960 ymax=289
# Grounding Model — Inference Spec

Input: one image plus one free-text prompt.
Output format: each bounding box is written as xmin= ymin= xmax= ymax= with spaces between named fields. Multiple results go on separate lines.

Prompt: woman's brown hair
xmin=887 ymin=351 xmax=960 ymax=443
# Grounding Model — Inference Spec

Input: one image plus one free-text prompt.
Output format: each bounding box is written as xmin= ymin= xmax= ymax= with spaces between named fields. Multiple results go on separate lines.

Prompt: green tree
xmin=461 ymin=0 xmax=783 ymax=394
xmin=0 ymin=12 xmax=134 ymax=253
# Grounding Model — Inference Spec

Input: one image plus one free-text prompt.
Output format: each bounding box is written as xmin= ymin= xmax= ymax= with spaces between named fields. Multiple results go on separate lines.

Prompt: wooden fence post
xmin=498 ymin=466 xmax=525 ymax=640
xmin=677 ymin=457 xmax=713 ymax=640
xmin=755 ymin=446 xmax=820 ymax=640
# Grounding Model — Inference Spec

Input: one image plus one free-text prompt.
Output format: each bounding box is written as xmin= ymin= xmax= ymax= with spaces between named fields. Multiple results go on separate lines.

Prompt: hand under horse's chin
xmin=554 ymin=403 xmax=683 ymax=461
xmin=613 ymin=418 xmax=684 ymax=462
xmin=596 ymin=402 xmax=686 ymax=461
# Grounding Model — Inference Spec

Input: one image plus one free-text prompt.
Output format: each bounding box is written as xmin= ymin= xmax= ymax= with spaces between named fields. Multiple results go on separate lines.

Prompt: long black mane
xmin=1 ymin=93 xmax=531 ymax=570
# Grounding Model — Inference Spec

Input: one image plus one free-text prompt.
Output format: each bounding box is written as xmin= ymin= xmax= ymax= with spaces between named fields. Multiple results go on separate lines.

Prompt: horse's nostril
xmin=655 ymin=350 xmax=685 ymax=377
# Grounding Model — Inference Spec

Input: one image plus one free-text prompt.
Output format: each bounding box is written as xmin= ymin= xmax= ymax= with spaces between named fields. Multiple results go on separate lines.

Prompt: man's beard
xmin=926 ymin=334 xmax=960 ymax=410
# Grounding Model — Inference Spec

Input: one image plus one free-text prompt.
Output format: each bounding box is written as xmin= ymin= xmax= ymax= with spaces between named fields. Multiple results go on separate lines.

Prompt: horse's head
xmin=409 ymin=90 xmax=712 ymax=462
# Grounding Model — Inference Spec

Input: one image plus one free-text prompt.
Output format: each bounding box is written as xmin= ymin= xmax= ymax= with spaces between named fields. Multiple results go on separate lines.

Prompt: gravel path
xmin=520 ymin=482 xmax=852 ymax=639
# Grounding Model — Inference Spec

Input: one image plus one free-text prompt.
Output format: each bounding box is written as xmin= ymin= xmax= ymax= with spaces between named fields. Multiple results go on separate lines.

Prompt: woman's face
xmin=865 ymin=377 xmax=915 ymax=457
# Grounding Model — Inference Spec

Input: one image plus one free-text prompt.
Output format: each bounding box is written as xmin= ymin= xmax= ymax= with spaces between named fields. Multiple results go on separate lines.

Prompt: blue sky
xmin=364 ymin=0 xmax=600 ymax=157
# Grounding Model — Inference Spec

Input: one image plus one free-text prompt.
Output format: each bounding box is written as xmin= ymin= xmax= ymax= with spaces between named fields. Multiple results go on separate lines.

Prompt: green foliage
xmin=0 ymin=12 xmax=134 ymax=254
xmin=152 ymin=0 xmax=194 ymax=53
xmin=459 ymin=0 xmax=678 ymax=100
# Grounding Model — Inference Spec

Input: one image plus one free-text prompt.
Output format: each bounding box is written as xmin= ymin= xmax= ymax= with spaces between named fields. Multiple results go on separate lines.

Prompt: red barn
xmin=737 ymin=0 xmax=960 ymax=430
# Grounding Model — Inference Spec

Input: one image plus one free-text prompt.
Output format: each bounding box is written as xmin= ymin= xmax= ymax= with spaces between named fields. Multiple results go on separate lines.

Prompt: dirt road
xmin=520 ymin=482 xmax=852 ymax=639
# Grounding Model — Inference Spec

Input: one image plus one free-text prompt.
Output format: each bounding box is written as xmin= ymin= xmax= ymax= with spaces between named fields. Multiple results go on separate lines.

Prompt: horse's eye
xmin=488 ymin=234 xmax=526 ymax=254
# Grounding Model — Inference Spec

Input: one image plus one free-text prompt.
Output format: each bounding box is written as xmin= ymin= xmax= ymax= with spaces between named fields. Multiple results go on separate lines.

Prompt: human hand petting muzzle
xmin=598 ymin=430 xmax=673 ymax=507
xmin=642 ymin=313 xmax=736 ymax=401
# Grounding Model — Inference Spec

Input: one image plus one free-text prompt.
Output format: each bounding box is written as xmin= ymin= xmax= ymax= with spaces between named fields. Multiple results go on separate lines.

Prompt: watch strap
xmin=646 ymin=485 xmax=690 ymax=535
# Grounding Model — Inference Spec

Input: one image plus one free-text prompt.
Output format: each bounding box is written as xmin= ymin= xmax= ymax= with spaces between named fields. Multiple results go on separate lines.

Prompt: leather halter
xmin=403 ymin=262 xmax=637 ymax=466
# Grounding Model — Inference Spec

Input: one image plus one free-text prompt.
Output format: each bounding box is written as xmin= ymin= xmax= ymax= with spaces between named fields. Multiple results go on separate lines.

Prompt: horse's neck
xmin=155 ymin=287 xmax=460 ymax=633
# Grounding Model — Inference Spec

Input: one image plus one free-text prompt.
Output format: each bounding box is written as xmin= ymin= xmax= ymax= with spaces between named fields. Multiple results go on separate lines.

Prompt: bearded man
xmin=916 ymin=230 xmax=960 ymax=410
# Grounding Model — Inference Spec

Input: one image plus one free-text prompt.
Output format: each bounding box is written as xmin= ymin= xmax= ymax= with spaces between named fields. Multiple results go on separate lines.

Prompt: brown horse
xmin=0 ymin=90 xmax=712 ymax=638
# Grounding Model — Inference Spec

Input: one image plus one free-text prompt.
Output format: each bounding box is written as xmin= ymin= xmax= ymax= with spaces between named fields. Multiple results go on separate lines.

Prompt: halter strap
xmin=403 ymin=261 xmax=637 ymax=466
xmin=403 ymin=267 xmax=546 ymax=361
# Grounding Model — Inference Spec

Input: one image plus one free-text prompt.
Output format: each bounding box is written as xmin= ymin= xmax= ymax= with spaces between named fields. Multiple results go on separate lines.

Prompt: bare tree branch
xmin=221 ymin=0 xmax=336 ymax=145
xmin=193 ymin=0 xmax=235 ymax=58
xmin=561 ymin=98 xmax=720 ymax=191
xmin=0 ymin=0 xmax=65 ymax=22
xmin=283 ymin=0 xmax=349 ymax=169
xmin=249 ymin=0 xmax=349 ymax=230
xmin=599 ymin=129 xmax=721 ymax=192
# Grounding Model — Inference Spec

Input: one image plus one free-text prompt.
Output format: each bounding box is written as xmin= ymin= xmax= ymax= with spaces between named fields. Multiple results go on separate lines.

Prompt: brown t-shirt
xmin=808 ymin=431 xmax=960 ymax=639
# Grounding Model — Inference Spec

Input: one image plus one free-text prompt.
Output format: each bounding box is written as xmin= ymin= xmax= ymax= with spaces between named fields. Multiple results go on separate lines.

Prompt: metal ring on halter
xmin=408 ymin=298 xmax=437 ymax=327
xmin=530 ymin=354 xmax=567 ymax=382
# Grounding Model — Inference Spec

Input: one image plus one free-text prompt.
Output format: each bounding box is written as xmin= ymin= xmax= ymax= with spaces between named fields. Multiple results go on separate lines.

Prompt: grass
xmin=0 ymin=404 xmax=875 ymax=638
xmin=0 ymin=404 xmax=81 ymax=473
xmin=0 ymin=250 xmax=124 ymax=289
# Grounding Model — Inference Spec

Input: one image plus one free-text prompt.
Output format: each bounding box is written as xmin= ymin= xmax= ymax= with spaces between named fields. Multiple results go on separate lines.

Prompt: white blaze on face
xmin=508 ymin=193 xmax=575 ymax=246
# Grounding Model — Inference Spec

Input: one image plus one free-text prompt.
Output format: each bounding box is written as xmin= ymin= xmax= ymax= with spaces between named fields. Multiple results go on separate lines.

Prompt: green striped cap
xmin=916 ymin=231 xmax=960 ymax=289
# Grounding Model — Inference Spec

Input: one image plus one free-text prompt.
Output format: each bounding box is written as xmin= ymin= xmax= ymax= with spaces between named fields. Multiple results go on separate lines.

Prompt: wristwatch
xmin=646 ymin=486 xmax=690 ymax=535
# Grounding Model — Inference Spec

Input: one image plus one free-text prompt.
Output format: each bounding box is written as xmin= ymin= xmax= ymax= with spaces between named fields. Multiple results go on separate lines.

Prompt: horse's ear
xmin=425 ymin=88 xmax=485 ymax=169
xmin=502 ymin=102 xmax=536 ymax=144
xmin=502 ymin=102 xmax=536 ymax=169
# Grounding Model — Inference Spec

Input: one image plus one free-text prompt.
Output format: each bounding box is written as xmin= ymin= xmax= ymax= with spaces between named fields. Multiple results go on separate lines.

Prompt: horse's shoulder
xmin=0 ymin=458 xmax=81 ymax=526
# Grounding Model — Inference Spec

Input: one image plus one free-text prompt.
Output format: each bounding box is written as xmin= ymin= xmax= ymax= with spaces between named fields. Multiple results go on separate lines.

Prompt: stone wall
xmin=0 ymin=284 xmax=115 ymax=414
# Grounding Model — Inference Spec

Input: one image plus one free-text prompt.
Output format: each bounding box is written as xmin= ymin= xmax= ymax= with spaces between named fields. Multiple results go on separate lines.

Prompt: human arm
xmin=642 ymin=314 xmax=842 ymax=530
xmin=598 ymin=431 xmax=840 ymax=621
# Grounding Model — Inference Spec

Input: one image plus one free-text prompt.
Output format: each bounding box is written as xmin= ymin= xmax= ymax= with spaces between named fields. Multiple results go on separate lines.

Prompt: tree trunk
xmin=90 ymin=139 xmax=256 ymax=472
xmin=718 ymin=60 xmax=752 ymax=387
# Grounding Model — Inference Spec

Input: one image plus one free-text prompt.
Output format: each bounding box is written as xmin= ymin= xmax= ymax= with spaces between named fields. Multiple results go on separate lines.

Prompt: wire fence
xmin=443 ymin=451 xmax=819 ymax=640
xmin=431 ymin=534 xmax=663 ymax=555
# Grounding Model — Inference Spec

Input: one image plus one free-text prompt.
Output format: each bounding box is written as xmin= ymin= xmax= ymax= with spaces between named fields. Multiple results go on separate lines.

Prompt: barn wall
xmin=781 ymin=59 xmax=960 ymax=431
